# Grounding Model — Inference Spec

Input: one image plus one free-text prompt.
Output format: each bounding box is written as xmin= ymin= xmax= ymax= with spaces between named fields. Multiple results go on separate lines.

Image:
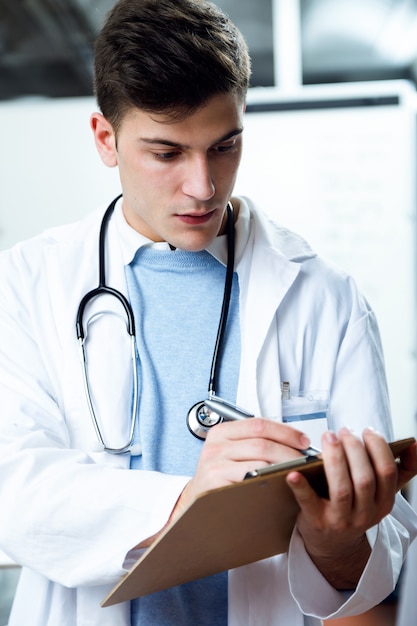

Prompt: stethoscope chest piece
xmin=187 ymin=401 xmax=223 ymax=440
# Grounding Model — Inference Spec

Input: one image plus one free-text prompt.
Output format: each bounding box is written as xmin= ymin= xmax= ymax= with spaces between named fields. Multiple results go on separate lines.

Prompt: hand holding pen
xmin=204 ymin=396 xmax=321 ymax=459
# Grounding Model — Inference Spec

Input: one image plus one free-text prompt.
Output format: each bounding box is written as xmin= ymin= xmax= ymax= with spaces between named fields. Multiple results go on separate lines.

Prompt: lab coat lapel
xmin=237 ymin=243 xmax=300 ymax=417
xmin=236 ymin=201 xmax=313 ymax=418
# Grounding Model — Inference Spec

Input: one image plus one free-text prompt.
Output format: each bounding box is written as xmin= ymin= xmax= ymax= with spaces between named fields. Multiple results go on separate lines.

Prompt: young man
xmin=0 ymin=1 xmax=416 ymax=625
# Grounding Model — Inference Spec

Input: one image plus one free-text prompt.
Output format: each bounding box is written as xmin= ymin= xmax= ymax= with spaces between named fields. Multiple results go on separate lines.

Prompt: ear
xmin=90 ymin=112 xmax=118 ymax=167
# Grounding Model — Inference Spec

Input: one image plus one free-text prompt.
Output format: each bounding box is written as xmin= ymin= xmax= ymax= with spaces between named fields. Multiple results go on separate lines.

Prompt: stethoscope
xmin=76 ymin=195 xmax=253 ymax=455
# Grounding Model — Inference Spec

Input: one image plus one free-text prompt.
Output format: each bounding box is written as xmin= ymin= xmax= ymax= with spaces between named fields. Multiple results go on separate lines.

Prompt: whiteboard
xmin=236 ymin=81 xmax=417 ymax=439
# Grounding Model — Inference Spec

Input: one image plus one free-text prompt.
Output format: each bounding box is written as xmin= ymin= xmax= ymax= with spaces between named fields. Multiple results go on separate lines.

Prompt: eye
xmin=212 ymin=139 xmax=240 ymax=154
xmin=153 ymin=150 xmax=181 ymax=161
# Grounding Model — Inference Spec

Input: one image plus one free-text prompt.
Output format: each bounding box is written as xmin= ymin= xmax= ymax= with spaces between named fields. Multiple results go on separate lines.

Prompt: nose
xmin=182 ymin=154 xmax=215 ymax=201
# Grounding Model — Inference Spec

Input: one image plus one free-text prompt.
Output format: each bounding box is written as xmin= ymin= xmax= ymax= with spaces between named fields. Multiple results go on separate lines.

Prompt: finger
xmin=228 ymin=438 xmax=304 ymax=464
xmin=201 ymin=432 xmax=308 ymax=480
xmin=320 ymin=430 xmax=354 ymax=517
xmin=338 ymin=428 xmax=377 ymax=524
xmin=286 ymin=470 xmax=324 ymax=522
xmin=207 ymin=416 xmax=311 ymax=452
xmin=362 ymin=429 xmax=403 ymax=508
xmin=392 ymin=441 xmax=417 ymax=492
xmin=198 ymin=419 xmax=314 ymax=486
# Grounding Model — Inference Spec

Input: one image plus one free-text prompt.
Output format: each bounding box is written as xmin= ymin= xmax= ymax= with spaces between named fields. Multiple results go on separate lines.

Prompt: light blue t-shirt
xmin=125 ymin=246 xmax=241 ymax=625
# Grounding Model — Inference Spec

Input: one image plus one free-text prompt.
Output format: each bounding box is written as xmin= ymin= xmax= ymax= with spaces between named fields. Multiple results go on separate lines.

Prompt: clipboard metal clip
xmin=244 ymin=446 xmax=321 ymax=480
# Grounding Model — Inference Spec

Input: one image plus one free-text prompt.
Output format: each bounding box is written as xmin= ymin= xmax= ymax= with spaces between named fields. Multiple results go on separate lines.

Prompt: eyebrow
xmin=140 ymin=127 xmax=244 ymax=149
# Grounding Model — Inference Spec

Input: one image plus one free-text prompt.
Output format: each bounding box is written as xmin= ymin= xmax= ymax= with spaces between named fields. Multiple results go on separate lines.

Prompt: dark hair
xmin=94 ymin=0 xmax=251 ymax=132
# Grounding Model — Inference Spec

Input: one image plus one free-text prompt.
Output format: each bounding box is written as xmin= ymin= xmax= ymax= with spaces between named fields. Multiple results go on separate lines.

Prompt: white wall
xmin=0 ymin=82 xmax=416 ymax=439
xmin=0 ymin=96 xmax=120 ymax=249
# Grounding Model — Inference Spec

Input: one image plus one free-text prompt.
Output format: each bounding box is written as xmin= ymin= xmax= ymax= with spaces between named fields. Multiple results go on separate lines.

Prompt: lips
xmin=176 ymin=211 xmax=215 ymax=225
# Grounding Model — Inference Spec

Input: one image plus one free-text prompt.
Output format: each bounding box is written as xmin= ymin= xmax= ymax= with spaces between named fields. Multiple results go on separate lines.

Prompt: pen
xmin=204 ymin=397 xmax=254 ymax=421
xmin=204 ymin=398 xmax=322 ymax=458
xmin=244 ymin=447 xmax=322 ymax=479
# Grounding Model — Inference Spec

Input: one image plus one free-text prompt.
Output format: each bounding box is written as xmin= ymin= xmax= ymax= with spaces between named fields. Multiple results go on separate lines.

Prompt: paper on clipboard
xmin=102 ymin=437 xmax=415 ymax=607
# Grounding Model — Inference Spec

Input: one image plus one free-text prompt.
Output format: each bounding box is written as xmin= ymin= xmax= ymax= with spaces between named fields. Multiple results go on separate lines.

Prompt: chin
xmin=176 ymin=235 xmax=215 ymax=252
xmin=177 ymin=242 xmax=209 ymax=253
xmin=172 ymin=227 xmax=218 ymax=252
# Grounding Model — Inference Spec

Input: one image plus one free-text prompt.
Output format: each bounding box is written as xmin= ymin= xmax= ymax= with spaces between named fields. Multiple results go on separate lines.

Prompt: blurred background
xmin=3 ymin=0 xmax=417 ymax=98
xmin=1 ymin=2 xmax=417 ymax=624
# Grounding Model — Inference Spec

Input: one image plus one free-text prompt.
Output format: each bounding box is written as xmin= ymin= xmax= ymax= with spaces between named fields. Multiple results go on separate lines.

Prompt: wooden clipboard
xmin=102 ymin=437 xmax=415 ymax=607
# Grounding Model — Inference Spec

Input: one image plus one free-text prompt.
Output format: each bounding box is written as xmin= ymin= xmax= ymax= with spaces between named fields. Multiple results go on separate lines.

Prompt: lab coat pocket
xmin=282 ymin=390 xmax=331 ymax=450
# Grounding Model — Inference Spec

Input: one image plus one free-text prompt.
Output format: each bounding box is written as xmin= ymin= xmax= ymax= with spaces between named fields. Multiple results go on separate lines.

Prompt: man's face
xmin=92 ymin=93 xmax=245 ymax=251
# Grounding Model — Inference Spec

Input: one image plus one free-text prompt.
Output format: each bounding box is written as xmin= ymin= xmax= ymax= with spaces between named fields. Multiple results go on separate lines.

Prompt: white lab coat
xmin=0 ymin=196 xmax=415 ymax=626
xmin=396 ymin=475 xmax=417 ymax=626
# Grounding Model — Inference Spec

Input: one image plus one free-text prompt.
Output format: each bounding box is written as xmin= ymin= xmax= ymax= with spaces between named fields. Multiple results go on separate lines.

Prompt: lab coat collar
xmin=114 ymin=198 xmax=172 ymax=265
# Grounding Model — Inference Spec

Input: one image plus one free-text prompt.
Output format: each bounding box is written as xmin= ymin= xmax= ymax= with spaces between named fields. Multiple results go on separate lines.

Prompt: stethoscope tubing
xmin=76 ymin=194 xmax=139 ymax=454
xmin=76 ymin=195 xmax=135 ymax=341
xmin=207 ymin=201 xmax=235 ymax=397
xmin=76 ymin=195 xmax=237 ymax=451
xmin=79 ymin=334 xmax=139 ymax=454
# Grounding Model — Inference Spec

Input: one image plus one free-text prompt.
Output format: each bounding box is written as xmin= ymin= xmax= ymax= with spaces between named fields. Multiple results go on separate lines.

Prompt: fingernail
xmin=300 ymin=434 xmax=311 ymax=449
xmin=363 ymin=426 xmax=381 ymax=435
xmin=339 ymin=426 xmax=355 ymax=437
xmin=324 ymin=430 xmax=337 ymax=444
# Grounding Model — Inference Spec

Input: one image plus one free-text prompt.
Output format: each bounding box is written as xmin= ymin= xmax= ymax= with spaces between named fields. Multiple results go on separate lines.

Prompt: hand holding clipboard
xmin=102 ymin=437 xmax=415 ymax=607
